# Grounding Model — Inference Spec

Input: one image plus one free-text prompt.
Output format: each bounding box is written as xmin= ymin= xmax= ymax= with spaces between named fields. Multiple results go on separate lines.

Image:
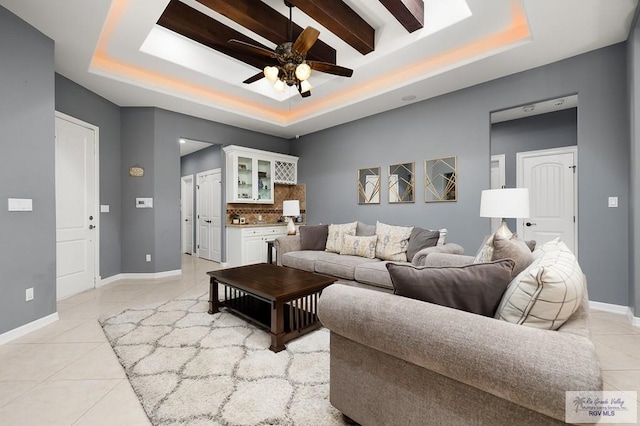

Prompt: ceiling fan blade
xmin=309 ymin=61 xmax=354 ymax=78
xmin=292 ymin=27 xmax=320 ymax=55
xmin=228 ymin=39 xmax=276 ymax=59
xmin=243 ymin=72 xmax=265 ymax=84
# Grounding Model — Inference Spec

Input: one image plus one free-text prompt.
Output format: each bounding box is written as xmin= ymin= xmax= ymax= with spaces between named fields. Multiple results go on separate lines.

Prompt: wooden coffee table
xmin=207 ymin=263 xmax=336 ymax=352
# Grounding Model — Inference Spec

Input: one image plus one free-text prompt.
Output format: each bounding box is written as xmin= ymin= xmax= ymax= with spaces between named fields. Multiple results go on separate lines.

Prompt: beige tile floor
xmin=0 ymin=255 xmax=639 ymax=425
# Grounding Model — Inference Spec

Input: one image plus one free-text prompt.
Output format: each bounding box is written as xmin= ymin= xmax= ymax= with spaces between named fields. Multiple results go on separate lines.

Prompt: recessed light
xmin=522 ymin=105 xmax=535 ymax=113
xmin=179 ymin=139 xmax=186 ymax=144
xmin=402 ymin=95 xmax=416 ymax=102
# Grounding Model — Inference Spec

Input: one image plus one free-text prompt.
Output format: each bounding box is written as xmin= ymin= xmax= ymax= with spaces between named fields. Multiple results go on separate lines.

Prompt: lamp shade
xmin=283 ymin=200 xmax=300 ymax=217
xmin=479 ymin=188 xmax=530 ymax=219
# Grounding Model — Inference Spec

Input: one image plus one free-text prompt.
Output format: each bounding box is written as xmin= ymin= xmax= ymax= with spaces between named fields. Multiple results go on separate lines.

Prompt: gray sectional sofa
xmin=316 ymin=237 xmax=603 ymax=425
xmin=274 ymin=222 xmax=464 ymax=291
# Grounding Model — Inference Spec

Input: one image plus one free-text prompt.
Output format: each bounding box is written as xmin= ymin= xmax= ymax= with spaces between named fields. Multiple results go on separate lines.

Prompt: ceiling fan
xmin=228 ymin=1 xmax=353 ymax=98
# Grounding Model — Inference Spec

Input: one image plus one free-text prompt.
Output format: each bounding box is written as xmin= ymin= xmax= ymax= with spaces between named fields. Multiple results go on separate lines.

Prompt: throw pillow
xmin=325 ymin=221 xmax=357 ymax=253
xmin=495 ymin=238 xmax=584 ymax=330
xmin=356 ymin=222 xmax=376 ymax=236
xmin=341 ymin=234 xmax=377 ymax=258
xmin=491 ymin=233 xmax=534 ymax=277
xmin=387 ymin=259 xmax=515 ymax=317
xmin=406 ymin=227 xmax=440 ymax=262
xmin=429 ymin=228 xmax=447 ymax=246
xmin=375 ymin=221 xmax=413 ymax=261
xmin=473 ymin=228 xmax=514 ymax=264
xmin=299 ymin=224 xmax=329 ymax=251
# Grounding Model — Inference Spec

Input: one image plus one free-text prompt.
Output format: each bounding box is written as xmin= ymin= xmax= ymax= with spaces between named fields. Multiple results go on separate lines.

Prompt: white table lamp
xmin=283 ymin=200 xmax=300 ymax=235
xmin=479 ymin=188 xmax=530 ymax=238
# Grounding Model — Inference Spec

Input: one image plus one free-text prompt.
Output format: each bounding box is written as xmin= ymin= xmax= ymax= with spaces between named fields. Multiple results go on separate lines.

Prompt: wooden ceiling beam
xmin=157 ymin=0 xmax=270 ymax=70
xmin=286 ymin=0 xmax=375 ymax=55
xmin=379 ymin=0 xmax=424 ymax=33
xmin=196 ymin=0 xmax=336 ymax=64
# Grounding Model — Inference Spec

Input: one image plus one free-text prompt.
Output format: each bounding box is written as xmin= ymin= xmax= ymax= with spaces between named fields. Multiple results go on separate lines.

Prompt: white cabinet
xmin=274 ymin=157 xmax=298 ymax=184
xmin=226 ymin=225 xmax=295 ymax=267
xmin=224 ymin=146 xmax=298 ymax=203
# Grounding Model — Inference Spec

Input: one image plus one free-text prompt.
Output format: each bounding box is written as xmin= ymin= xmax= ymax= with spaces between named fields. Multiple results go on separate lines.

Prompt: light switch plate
xmin=100 ymin=204 xmax=110 ymax=213
xmin=8 ymin=198 xmax=33 ymax=211
xmin=136 ymin=198 xmax=153 ymax=208
xmin=608 ymin=197 xmax=618 ymax=208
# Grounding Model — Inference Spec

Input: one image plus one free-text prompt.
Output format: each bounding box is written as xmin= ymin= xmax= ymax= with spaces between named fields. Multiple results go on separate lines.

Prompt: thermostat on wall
xmin=136 ymin=197 xmax=153 ymax=208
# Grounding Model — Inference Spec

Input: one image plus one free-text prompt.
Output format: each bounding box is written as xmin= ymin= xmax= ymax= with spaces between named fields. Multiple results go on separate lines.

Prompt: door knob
xmin=89 ymin=225 xmax=96 ymax=230
xmin=89 ymin=215 xmax=93 ymax=220
xmin=525 ymin=222 xmax=537 ymax=227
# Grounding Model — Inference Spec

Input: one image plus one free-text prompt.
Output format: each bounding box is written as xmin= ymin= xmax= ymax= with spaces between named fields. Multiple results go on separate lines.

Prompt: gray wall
xmin=293 ymin=43 xmax=630 ymax=306
xmin=121 ymin=108 xmax=157 ymax=273
xmin=0 ymin=7 xmax=56 ymax=334
xmin=55 ymin=74 xmax=122 ymax=279
xmin=120 ymin=108 xmax=289 ymax=271
xmin=629 ymin=20 xmax=640 ymax=315
xmin=181 ymin=144 xmax=220 ymax=177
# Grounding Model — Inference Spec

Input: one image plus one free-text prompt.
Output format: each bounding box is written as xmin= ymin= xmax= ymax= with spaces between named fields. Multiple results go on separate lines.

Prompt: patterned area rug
xmin=99 ymin=291 xmax=344 ymax=425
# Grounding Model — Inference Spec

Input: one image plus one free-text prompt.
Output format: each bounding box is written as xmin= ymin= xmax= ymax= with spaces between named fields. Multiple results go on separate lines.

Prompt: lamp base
xmin=495 ymin=219 xmax=513 ymax=239
xmin=287 ymin=217 xmax=296 ymax=235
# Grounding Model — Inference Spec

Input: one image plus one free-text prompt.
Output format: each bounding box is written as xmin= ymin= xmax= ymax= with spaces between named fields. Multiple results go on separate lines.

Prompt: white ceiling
xmin=1 ymin=0 xmax=637 ymax=138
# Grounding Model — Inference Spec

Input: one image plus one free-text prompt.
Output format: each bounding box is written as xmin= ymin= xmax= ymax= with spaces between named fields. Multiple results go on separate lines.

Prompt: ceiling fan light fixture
xmin=264 ymin=66 xmax=279 ymax=82
xmin=295 ymin=63 xmax=311 ymax=81
xmin=300 ymin=79 xmax=313 ymax=93
xmin=273 ymin=79 xmax=286 ymax=92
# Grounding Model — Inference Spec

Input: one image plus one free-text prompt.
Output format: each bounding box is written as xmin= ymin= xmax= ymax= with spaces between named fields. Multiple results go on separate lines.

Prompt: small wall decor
xmin=425 ymin=156 xmax=457 ymax=202
xmin=129 ymin=164 xmax=144 ymax=177
xmin=388 ymin=162 xmax=415 ymax=203
xmin=357 ymin=167 xmax=381 ymax=204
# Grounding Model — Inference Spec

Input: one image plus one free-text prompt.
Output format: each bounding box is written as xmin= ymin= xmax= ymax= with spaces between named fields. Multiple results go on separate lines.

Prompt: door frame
xmin=54 ymin=110 xmax=100 ymax=287
xmin=516 ymin=146 xmax=578 ymax=255
xmin=181 ymin=175 xmax=194 ymax=254
xmin=490 ymin=154 xmax=506 ymax=232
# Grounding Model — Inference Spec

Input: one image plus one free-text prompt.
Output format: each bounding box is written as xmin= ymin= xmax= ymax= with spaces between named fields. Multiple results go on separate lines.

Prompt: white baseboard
xmin=589 ymin=300 xmax=639 ymax=328
xmin=0 ymin=313 xmax=59 ymax=345
xmin=100 ymin=270 xmax=182 ymax=286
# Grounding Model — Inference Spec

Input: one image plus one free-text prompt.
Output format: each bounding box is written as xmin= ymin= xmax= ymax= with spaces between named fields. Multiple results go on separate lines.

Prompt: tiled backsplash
xmin=227 ymin=183 xmax=306 ymax=224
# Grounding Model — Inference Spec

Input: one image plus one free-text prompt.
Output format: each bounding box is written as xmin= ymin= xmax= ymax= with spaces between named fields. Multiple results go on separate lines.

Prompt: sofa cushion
xmin=354 ymin=261 xmax=395 ymax=290
xmin=326 ymin=222 xmax=357 ymax=253
xmin=299 ymin=224 xmax=329 ymax=251
xmin=356 ymin=221 xmax=376 ymax=236
xmin=341 ymin=234 xmax=377 ymax=259
xmin=281 ymin=250 xmax=322 ymax=272
xmin=495 ymin=238 xmax=585 ymax=330
xmin=386 ymin=259 xmax=515 ymax=317
xmin=375 ymin=221 xmax=414 ymax=261
xmin=315 ymin=254 xmax=380 ymax=280
xmin=491 ymin=233 xmax=534 ymax=277
xmin=406 ymin=227 xmax=440 ymax=262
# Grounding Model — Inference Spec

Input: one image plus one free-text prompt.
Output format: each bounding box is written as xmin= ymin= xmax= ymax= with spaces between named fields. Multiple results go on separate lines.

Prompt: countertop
xmin=226 ymin=222 xmax=305 ymax=228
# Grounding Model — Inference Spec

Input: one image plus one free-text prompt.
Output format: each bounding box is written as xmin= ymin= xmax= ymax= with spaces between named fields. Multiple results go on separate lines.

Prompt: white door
xmin=181 ymin=175 xmax=194 ymax=254
xmin=490 ymin=154 xmax=506 ymax=232
xmin=55 ymin=114 xmax=98 ymax=300
xmin=517 ymin=147 xmax=577 ymax=252
xmin=197 ymin=169 xmax=222 ymax=262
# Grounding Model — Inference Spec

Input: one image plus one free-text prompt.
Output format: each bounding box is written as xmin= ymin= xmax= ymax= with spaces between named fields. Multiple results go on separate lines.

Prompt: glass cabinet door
xmin=257 ymin=158 xmax=272 ymax=201
xmin=237 ymin=156 xmax=253 ymax=200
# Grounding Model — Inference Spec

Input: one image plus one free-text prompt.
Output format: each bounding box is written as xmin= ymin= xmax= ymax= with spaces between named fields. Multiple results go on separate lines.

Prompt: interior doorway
xmin=490 ymin=95 xmax=578 ymax=250
xmin=54 ymin=112 xmax=99 ymax=300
